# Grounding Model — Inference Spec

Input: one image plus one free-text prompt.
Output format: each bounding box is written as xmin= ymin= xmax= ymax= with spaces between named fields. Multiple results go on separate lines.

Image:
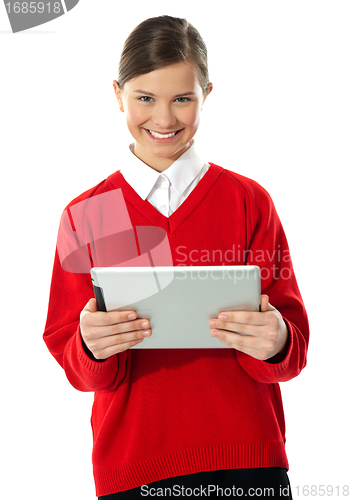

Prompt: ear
xmin=201 ymin=82 xmax=213 ymax=109
xmin=113 ymin=80 xmax=124 ymax=112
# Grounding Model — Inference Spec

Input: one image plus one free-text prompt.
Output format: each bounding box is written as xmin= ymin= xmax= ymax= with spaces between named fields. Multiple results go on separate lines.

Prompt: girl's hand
xmin=209 ymin=295 xmax=289 ymax=361
xmin=80 ymin=298 xmax=152 ymax=360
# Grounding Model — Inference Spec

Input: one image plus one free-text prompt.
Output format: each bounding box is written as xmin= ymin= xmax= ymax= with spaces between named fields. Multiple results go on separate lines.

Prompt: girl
xmin=43 ymin=15 xmax=309 ymax=499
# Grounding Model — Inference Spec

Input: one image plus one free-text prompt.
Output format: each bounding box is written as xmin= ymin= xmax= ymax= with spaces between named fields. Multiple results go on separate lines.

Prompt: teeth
xmin=148 ymin=130 xmax=177 ymax=139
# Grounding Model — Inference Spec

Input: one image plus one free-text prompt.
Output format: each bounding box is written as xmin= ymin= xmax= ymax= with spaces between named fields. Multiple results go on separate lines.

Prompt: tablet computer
xmin=90 ymin=265 xmax=261 ymax=349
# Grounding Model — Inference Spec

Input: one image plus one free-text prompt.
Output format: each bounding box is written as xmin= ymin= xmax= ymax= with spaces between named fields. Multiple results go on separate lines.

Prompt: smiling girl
xmin=44 ymin=15 xmax=309 ymax=499
xmin=113 ymin=61 xmax=211 ymax=171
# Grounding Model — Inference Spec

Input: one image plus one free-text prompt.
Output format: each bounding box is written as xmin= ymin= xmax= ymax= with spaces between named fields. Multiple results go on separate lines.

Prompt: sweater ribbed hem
xmin=94 ymin=441 xmax=288 ymax=496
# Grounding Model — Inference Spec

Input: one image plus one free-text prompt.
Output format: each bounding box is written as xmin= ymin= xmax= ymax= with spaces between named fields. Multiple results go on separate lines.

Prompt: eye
xmin=139 ymin=96 xmax=153 ymax=102
xmin=175 ymin=97 xmax=190 ymax=102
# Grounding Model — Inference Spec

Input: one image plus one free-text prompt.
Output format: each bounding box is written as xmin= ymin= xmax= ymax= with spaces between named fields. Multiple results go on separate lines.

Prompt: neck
xmin=132 ymin=142 xmax=192 ymax=173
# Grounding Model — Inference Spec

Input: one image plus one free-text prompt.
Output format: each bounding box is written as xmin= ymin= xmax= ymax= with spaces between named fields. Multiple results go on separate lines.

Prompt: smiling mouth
xmin=146 ymin=129 xmax=182 ymax=139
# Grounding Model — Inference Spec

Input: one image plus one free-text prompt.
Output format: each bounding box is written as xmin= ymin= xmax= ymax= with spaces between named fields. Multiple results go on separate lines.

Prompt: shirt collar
xmin=119 ymin=140 xmax=207 ymax=200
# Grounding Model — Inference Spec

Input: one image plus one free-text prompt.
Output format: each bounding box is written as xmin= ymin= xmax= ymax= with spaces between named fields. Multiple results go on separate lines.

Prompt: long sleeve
xmin=234 ymin=178 xmax=309 ymax=384
xmin=43 ymin=209 xmax=128 ymax=393
xmin=43 ymin=166 xmax=306 ymax=494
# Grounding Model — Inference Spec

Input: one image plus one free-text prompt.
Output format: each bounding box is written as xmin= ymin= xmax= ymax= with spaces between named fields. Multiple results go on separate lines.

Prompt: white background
xmin=1 ymin=1 xmax=350 ymax=498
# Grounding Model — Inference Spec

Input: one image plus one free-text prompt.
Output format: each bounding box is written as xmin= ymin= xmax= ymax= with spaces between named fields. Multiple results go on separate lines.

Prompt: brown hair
xmin=117 ymin=15 xmax=210 ymax=95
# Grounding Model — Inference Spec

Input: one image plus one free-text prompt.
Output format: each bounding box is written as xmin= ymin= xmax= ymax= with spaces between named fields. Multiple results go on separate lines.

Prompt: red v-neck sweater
xmin=43 ymin=163 xmax=309 ymax=496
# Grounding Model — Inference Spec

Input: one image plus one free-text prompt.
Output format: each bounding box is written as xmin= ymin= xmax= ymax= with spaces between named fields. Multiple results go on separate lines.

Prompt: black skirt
xmin=98 ymin=467 xmax=293 ymax=499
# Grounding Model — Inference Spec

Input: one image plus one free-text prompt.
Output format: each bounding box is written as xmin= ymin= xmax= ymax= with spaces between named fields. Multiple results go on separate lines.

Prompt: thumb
xmin=84 ymin=298 xmax=98 ymax=313
xmin=260 ymin=294 xmax=275 ymax=312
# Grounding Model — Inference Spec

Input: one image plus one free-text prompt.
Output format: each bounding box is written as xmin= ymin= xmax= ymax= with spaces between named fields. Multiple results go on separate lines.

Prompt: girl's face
xmin=113 ymin=62 xmax=212 ymax=172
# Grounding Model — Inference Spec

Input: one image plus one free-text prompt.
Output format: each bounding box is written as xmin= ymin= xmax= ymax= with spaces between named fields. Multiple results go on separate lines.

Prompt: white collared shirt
xmin=119 ymin=140 xmax=210 ymax=217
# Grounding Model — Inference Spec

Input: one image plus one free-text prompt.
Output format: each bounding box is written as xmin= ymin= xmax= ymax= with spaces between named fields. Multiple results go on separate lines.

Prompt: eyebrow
xmin=133 ymin=90 xmax=196 ymax=97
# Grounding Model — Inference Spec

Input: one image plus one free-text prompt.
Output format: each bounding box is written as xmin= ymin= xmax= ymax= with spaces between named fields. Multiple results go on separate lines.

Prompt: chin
xmin=151 ymin=148 xmax=184 ymax=158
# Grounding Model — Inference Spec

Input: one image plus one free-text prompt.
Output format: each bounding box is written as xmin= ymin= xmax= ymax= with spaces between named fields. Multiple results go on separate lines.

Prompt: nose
xmin=152 ymin=103 xmax=177 ymax=130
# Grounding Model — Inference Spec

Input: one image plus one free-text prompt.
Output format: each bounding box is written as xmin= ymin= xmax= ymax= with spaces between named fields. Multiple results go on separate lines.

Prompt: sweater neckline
xmin=107 ymin=163 xmax=223 ymax=234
